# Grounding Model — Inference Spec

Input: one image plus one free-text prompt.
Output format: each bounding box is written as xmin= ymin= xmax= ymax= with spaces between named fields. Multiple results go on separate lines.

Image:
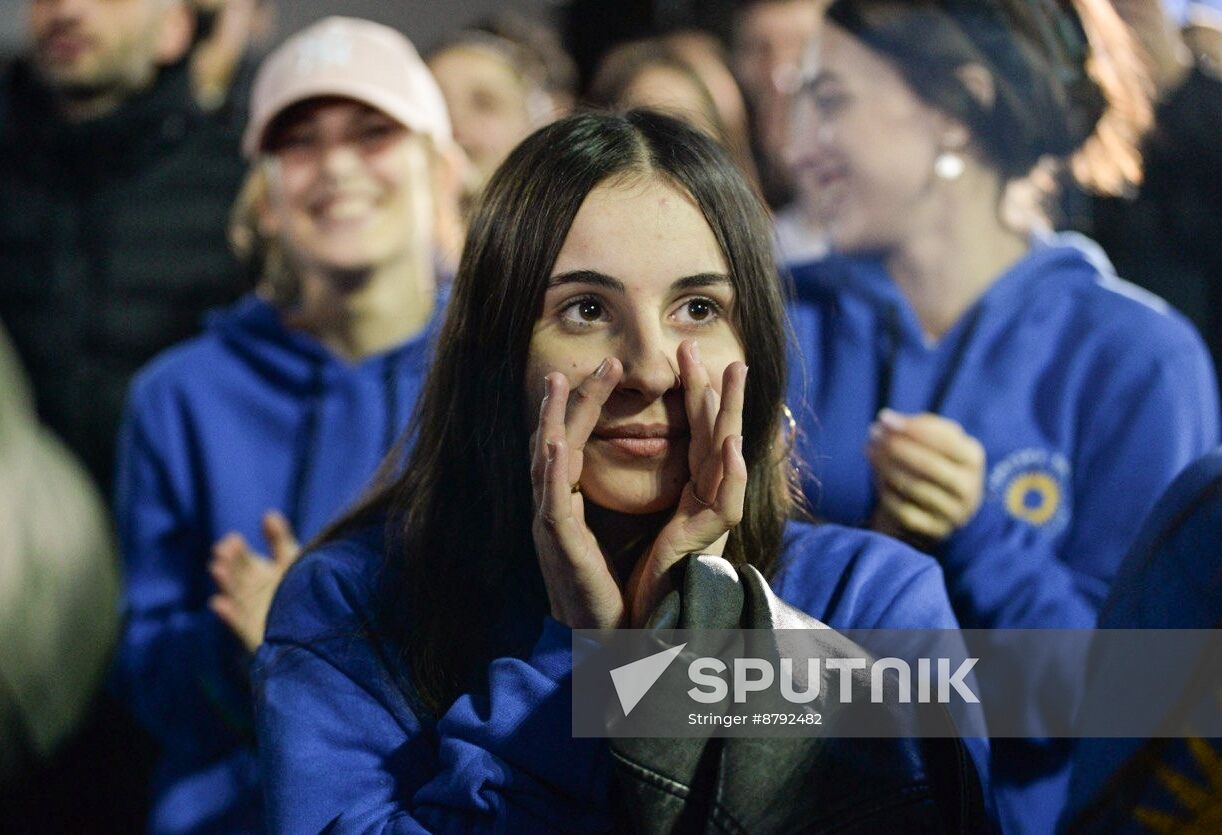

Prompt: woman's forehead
xmin=550 ymin=178 xmax=728 ymax=282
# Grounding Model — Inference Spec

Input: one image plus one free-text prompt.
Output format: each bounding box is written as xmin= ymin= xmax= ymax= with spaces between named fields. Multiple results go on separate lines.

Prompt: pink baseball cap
xmin=243 ymin=16 xmax=452 ymax=158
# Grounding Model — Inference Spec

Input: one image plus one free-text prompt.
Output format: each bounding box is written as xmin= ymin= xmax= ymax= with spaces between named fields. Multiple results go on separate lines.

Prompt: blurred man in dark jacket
xmin=0 ymin=0 xmax=246 ymax=493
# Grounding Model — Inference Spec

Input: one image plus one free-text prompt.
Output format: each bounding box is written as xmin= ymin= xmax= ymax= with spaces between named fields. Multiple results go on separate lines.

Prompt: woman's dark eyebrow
xmin=547 ymin=271 xmax=731 ymax=291
xmin=548 ymin=270 xmax=625 ymax=291
xmin=672 ymin=273 xmax=731 ymax=292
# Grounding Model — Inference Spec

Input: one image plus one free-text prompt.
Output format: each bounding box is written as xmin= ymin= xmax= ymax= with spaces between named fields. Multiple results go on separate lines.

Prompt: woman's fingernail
xmin=868 ymin=423 xmax=884 ymax=443
xmin=733 ymin=435 xmax=744 ymax=455
xmin=691 ymin=340 xmax=702 ymax=364
xmin=594 ymin=358 xmax=610 ymax=378
xmin=546 ymin=439 xmax=558 ymax=462
xmin=878 ymin=408 xmax=906 ymax=431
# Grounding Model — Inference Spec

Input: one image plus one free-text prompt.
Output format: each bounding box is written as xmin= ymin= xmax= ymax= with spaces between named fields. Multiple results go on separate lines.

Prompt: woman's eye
xmin=353 ymin=123 xmax=400 ymax=148
xmin=560 ymin=298 xmax=608 ymax=326
xmin=277 ymin=132 xmax=315 ymax=150
xmin=674 ymin=297 xmax=722 ymax=326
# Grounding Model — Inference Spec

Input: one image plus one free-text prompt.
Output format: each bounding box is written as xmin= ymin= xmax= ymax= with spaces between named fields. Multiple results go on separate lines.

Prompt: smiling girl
xmin=113 ymin=18 xmax=450 ymax=834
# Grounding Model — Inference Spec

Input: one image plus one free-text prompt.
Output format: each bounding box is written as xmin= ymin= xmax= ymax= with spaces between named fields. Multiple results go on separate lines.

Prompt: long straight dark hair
xmin=326 ymin=110 xmax=795 ymax=717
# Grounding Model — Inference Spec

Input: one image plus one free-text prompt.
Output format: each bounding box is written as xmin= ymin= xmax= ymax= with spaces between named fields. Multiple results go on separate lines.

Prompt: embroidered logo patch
xmin=988 ymin=448 xmax=1071 ymax=534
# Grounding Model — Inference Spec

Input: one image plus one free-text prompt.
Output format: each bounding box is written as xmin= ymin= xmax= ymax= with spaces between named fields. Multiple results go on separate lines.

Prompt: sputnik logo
xmin=609 ymin=643 xmax=688 ymax=716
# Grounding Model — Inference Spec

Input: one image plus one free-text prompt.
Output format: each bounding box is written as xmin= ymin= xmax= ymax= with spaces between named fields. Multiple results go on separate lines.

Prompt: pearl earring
xmin=935 ymin=151 xmax=965 ymax=181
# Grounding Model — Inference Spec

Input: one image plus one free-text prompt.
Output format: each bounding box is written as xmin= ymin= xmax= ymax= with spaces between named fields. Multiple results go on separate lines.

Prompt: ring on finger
xmin=689 ymin=480 xmax=714 ymax=508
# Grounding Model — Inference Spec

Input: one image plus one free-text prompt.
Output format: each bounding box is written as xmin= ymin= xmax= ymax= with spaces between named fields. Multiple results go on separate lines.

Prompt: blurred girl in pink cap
xmin=112 ymin=17 xmax=454 ymax=834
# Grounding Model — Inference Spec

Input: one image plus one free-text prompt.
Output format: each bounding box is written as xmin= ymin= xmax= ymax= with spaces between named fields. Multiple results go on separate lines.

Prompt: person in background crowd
xmin=785 ymin=0 xmax=1219 ymax=831
xmin=0 ymin=0 xmax=247 ymax=493
xmin=588 ymin=35 xmax=762 ymax=193
xmin=187 ymin=0 xmax=276 ymax=128
xmin=113 ymin=17 xmax=450 ymax=834
xmin=1075 ymin=0 xmax=1222 ymax=397
xmin=475 ymin=9 xmax=579 ymax=117
xmin=660 ymin=30 xmax=761 ymax=188
xmin=0 ymin=321 xmax=119 ymax=827
xmin=588 ymin=42 xmax=721 ymax=139
xmin=425 ymin=22 xmax=568 ymax=273
xmin=252 ymin=108 xmax=985 ymax=833
xmin=729 ymin=0 xmax=829 ymax=262
xmin=427 ymin=26 xmax=566 ymax=200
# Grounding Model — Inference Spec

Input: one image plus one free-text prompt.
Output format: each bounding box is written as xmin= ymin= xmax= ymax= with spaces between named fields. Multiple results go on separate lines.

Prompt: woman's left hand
xmin=208 ymin=510 xmax=302 ymax=652
xmin=866 ymin=410 xmax=985 ymax=547
xmin=625 ymin=341 xmax=748 ymax=627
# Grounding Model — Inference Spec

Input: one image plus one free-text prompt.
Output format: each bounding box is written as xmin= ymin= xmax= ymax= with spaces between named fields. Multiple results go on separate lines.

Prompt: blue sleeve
xmin=112 ymin=389 xmax=251 ymax=755
xmin=939 ymin=347 xmax=1220 ymax=630
xmin=255 ymin=616 xmax=611 ymax=834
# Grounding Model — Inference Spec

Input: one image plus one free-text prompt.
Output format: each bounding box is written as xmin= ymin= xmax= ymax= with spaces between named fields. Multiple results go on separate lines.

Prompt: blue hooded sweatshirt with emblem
xmin=786 ymin=233 xmax=1220 ymax=835
xmin=113 ymin=292 xmax=442 ymax=835
xmin=252 ymin=518 xmax=988 ymax=833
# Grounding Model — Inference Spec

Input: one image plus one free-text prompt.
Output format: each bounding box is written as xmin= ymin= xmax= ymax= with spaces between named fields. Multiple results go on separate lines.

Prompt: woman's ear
xmin=155 ymin=1 xmax=196 ymax=67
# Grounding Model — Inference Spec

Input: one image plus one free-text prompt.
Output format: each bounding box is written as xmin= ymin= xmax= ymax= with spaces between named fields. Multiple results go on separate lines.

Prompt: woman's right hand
xmin=530 ymin=360 xmax=626 ymax=630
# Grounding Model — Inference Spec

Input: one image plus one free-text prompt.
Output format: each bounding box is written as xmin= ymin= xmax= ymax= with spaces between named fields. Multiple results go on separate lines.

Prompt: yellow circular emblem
xmin=1004 ymin=473 xmax=1061 ymax=526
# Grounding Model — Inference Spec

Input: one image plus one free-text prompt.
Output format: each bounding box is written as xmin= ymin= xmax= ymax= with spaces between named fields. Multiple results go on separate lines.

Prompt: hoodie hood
xmin=794 ymin=232 xmax=1119 ymax=349
xmin=202 ymin=290 xmax=445 ymax=531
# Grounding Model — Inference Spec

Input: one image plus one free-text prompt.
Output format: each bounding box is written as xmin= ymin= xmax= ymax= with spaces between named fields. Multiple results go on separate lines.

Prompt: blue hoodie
xmin=113 ymin=293 xmax=442 ymax=834
xmin=253 ymin=519 xmax=980 ymax=833
xmin=785 ymin=234 xmax=1220 ymax=835
xmin=1061 ymin=446 xmax=1222 ymax=833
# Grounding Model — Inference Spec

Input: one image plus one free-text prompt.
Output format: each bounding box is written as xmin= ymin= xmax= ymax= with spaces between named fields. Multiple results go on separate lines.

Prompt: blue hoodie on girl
xmin=253 ymin=518 xmax=984 ymax=833
xmin=113 ymin=292 xmax=443 ymax=834
xmin=785 ymin=233 xmax=1219 ymax=835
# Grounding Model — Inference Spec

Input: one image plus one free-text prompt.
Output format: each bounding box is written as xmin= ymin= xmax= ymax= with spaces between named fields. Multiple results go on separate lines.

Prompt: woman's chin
xmin=581 ymin=480 xmax=684 ymax=516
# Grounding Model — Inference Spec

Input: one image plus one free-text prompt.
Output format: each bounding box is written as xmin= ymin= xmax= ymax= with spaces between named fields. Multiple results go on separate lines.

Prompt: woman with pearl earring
xmin=783 ymin=1 xmax=1219 ymax=833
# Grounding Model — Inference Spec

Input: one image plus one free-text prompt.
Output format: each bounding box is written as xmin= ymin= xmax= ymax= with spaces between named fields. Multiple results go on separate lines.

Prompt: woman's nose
xmin=615 ymin=326 xmax=679 ymax=401
xmin=320 ymin=141 xmax=362 ymax=180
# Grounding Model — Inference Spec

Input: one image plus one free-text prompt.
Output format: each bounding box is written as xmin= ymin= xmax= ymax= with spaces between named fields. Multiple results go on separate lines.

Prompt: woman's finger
xmin=712 ymin=434 xmax=747 ymax=527
xmin=696 ymin=363 xmax=747 ymax=506
xmin=679 ymin=340 xmax=713 ymax=466
xmin=531 ymin=373 xmax=569 ymax=506
xmin=870 ymin=432 xmax=976 ymax=502
xmin=564 ymin=357 xmax=622 ymax=453
xmin=876 ymin=489 xmax=953 ymax=541
xmin=869 ymin=448 xmax=965 ymax=524
xmin=879 ymin=410 xmax=985 ymax=468
xmin=262 ymin=511 xmax=301 ymax=567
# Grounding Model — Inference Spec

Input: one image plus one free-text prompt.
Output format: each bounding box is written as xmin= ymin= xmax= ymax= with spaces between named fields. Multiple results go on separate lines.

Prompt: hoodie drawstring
xmin=285 ymin=364 xmax=324 ymax=533
xmin=873 ymin=300 xmax=986 ymax=417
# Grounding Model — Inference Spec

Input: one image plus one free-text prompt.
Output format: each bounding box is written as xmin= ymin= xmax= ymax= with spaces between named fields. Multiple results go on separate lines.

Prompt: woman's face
xmin=262 ymin=97 xmax=433 ymax=277
xmin=428 ymin=46 xmax=535 ymax=188
xmin=526 ymin=177 xmax=746 ymax=514
xmin=787 ymin=23 xmax=954 ymax=252
xmin=617 ymin=65 xmax=720 ymax=140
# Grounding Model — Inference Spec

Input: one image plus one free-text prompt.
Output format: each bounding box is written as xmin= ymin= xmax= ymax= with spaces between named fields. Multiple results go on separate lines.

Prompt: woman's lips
xmin=591 ymin=426 xmax=687 ymax=459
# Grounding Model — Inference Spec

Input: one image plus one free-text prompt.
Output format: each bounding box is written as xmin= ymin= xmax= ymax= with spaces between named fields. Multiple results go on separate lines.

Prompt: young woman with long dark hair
xmin=253 ymin=109 xmax=980 ymax=832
